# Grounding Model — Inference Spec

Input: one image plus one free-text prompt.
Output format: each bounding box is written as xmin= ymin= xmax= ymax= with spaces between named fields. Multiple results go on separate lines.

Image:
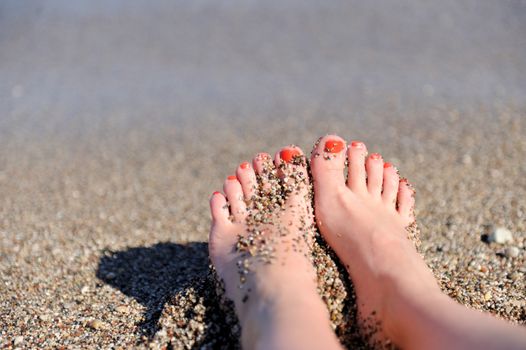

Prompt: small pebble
xmin=13 ymin=336 xmax=23 ymax=346
xmin=488 ymin=227 xmax=513 ymax=244
xmin=87 ymin=319 xmax=106 ymax=330
xmin=504 ymin=246 xmax=520 ymax=258
xmin=115 ymin=305 xmax=130 ymax=314
xmin=510 ymin=299 xmax=525 ymax=307
xmin=509 ymin=272 xmax=521 ymax=281
xmin=39 ymin=314 xmax=51 ymax=322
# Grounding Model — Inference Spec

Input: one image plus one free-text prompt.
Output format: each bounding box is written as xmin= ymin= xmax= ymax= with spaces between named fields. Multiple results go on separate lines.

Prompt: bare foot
xmin=209 ymin=146 xmax=342 ymax=350
xmin=310 ymin=135 xmax=440 ymax=347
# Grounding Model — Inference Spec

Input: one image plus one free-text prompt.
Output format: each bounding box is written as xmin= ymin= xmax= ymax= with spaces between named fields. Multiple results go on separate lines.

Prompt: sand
xmin=1 ymin=110 xmax=525 ymax=349
xmin=1 ymin=1 xmax=526 ymax=349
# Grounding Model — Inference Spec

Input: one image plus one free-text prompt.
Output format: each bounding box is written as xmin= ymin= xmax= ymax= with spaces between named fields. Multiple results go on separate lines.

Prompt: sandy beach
xmin=1 ymin=1 xmax=525 ymax=348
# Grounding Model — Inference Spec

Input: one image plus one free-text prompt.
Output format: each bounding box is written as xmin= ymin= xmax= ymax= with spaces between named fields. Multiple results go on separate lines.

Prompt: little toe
xmin=310 ymin=135 xmax=347 ymax=193
xmin=347 ymin=141 xmax=368 ymax=193
xmin=236 ymin=161 xmax=258 ymax=200
xmin=223 ymin=175 xmax=247 ymax=222
xmin=382 ymin=162 xmax=399 ymax=208
xmin=209 ymin=191 xmax=230 ymax=226
xmin=397 ymin=179 xmax=416 ymax=226
xmin=208 ymin=191 xmax=238 ymax=275
xmin=366 ymin=153 xmax=384 ymax=197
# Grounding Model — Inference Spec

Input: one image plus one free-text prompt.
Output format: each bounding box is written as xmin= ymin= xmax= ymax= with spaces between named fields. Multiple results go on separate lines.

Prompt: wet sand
xmin=1 ymin=1 xmax=525 ymax=348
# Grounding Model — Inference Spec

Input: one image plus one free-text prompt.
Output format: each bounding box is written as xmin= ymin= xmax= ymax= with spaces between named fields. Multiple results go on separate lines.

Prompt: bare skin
xmin=209 ymin=147 xmax=342 ymax=350
xmin=310 ymin=134 xmax=526 ymax=350
xmin=209 ymin=136 xmax=526 ymax=350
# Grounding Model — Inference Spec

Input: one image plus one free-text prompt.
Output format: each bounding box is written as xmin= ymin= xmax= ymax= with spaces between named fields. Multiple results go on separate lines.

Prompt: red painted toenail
xmin=351 ymin=141 xmax=365 ymax=149
xmin=370 ymin=153 xmax=382 ymax=160
xmin=384 ymin=162 xmax=393 ymax=168
xmin=280 ymin=148 xmax=301 ymax=163
xmin=227 ymin=175 xmax=237 ymax=180
xmin=240 ymin=162 xmax=250 ymax=169
xmin=212 ymin=191 xmax=221 ymax=196
xmin=324 ymin=139 xmax=345 ymax=153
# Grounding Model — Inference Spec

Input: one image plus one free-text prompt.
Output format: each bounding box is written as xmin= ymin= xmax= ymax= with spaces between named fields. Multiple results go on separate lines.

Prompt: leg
xmin=209 ymin=147 xmax=343 ymax=350
xmin=310 ymin=135 xmax=526 ymax=349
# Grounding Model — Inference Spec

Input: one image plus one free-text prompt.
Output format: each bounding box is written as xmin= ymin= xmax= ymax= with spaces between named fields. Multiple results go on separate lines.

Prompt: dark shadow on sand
xmin=96 ymin=241 xmax=209 ymax=337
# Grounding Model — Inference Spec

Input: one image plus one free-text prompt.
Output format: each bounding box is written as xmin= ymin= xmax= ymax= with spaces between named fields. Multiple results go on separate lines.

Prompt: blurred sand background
xmin=0 ymin=0 xmax=525 ymax=348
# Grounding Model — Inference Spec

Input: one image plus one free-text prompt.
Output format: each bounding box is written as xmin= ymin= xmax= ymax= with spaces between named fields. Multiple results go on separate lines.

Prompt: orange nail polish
xmin=240 ymin=162 xmax=250 ymax=169
xmin=384 ymin=162 xmax=393 ymax=168
xmin=324 ymin=139 xmax=345 ymax=153
xmin=280 ymin=148 xmax=301 ymax=163
xmin=227 ymin=175 xmax=237 ymax=180
xmin=351 ymin=141 xmax=365 ymax=149
xmin=370 ymin=153 xmax=382 ymax=160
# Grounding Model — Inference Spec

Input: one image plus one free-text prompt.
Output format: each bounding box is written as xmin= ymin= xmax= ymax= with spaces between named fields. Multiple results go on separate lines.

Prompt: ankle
xmin=241 ymin=288 xmax=338 ymax=349
xmin=382 ymin=277 xmax=445 ymax=347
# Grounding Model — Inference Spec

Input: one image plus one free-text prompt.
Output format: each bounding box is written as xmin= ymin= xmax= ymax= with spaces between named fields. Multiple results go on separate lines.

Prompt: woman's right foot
xmin=310 ymin=135 xmax=441 ymax=347
xmin=210 ymin=146 xmax=343 ymax=350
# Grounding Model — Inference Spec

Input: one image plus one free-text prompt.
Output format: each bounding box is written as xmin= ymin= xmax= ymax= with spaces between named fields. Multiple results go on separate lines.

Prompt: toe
xmin=397 ymin=179 xmax=416 ymax=225
xmin=210 ymin=191 xmax=230 ymax=226
xmin=223 ymin=175 xmax=247 ymax=222
xmin=253 ymin=152 xmax=273 ymax=174
xmin=366 ymin=153 xmax=384 ymax=197
xmin=236 ymin=161 xmax=258 ymax=200
xmin=209 ymin=191 xmax=237 ymax=275
xmin=253 ymin=152 xmax=278 ymax=193
xmin=275 ymin=145 xmax=304 ymax=178
xmin=381 ymin=162 xmax=399 ymax=207
xmin=275 ymin=146 xmax=310 ymax=201
xmin=347 ymin=141 xmax=368 ymax=193
xmin=277 ymin=146 xmax=303 ymax=166
xmin=310 ymin=135 xmax=347 ymax=193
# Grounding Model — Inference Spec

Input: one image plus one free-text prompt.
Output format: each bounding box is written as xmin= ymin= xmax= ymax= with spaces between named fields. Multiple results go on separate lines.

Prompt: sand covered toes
xmin=209 ymin=146 xmax=342 ymax=350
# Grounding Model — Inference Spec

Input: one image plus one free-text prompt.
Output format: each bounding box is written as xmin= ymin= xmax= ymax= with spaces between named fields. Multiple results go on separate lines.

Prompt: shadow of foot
xmin=96 ymin=242 xmax=209 ymax=335
xmin=96 ymin=237 xmax=363 ymax=349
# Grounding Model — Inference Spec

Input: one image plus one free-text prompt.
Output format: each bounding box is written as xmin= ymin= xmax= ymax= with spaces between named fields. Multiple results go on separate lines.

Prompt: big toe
xmin=310 ymin=135 xmax=347 ymax=195
xmin=275 ymin=145 xmax=310 ymax=204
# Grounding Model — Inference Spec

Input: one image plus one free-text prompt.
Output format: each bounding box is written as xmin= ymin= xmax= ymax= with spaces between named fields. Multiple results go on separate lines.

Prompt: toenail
xmin=370 ymin=153 xmax=382 ymax=160
xmin=351 ymin=141 xmax=365 ymax=149
xmin=227 ymin=175 xmax=237 ymax=180
xmin=212 ymin=191 xmax=221 ymax=196
xmin=257 ymin=153 xmax=270 ymax=161
xmin=384 ymin=162 xmax=393 ymax=168
xmin=324 ymin=139 xmax=345 ymax=153
xmin=240 ymin=162 xmax=250 ymax=169
xmin=280 ymin=148 xmax=301 ymax=163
